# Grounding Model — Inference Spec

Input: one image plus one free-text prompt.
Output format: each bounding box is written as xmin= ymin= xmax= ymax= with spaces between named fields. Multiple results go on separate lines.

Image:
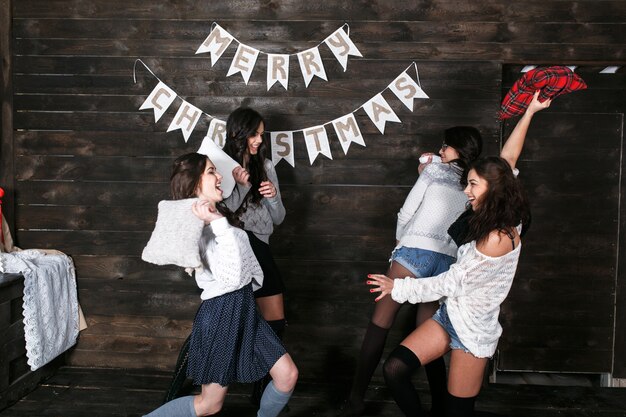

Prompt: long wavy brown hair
xmin=170 ymin=152 xmax=241 ymax=228
xmin=465 ymin=156 xmax=530 ymax=245
xmin=223 ymin=107 xmax=268 ymax=216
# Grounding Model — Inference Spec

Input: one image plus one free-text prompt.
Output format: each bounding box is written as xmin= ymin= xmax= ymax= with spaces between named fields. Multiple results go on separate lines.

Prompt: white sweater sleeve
xmin=396 ymin=170 xmax=431 ymax=240
xmin=391 ymin=261 xmax=467 ymax=304
xmin=203 ymin=217 xmax=247 ymax=291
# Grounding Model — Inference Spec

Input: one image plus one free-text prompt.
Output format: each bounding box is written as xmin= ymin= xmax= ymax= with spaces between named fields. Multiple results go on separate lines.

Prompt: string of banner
xmin=133 ymin=22 xmax=430 ymax=167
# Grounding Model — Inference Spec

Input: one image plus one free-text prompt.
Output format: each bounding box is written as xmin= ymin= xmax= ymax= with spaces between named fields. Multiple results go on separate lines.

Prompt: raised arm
xmin=500 ymin=90 xmax=552 ymax=171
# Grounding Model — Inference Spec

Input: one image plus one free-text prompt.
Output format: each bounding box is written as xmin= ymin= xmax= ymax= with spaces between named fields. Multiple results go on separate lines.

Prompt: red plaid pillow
xmin=498 ymin=66 xmax=587 ymax=119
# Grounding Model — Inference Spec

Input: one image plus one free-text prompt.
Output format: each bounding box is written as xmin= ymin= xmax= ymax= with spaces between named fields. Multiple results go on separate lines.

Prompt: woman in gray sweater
xmin=223 ymin=107 xmax=288 ymax=405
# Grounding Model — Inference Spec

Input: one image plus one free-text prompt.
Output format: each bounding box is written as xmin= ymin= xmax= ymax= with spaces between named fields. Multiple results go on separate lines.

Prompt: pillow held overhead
xmin=499 ymin=66 xmax=587 ymax=119
xmin=141 ymin=198 xmax=204 ymax=268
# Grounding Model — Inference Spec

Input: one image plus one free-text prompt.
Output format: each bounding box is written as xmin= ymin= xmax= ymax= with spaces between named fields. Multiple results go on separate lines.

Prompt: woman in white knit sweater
xmin=145 ymin=153 xmax=297 ymax=417
xmin=340 ymin=127 xmax=482 ymax=417
xmin=367 ymin=92 xmax=551 ymax=417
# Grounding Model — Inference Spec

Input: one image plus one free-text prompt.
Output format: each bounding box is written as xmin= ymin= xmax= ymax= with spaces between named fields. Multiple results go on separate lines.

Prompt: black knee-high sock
xmin=267 ymin=318 xmax=286 ymax=339
xmin=252 ymin=319 xmax=287 ymax=406
xmin=444 ymin=392 xmax=476 ymax=417
xmin=425 ymin=357 xmax=447 ymax=416
xmin=163 ymin=334 xmax=192 ymax=403
xmin=383 ymin=345 xmax=427 ymax=417
xmin=348 ymin=321 xmax=390 ymax=406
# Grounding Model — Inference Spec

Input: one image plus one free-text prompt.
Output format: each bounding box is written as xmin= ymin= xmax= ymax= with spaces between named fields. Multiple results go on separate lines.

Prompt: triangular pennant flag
xmin=166 ymin=100 xmax=202 ymax=142
xmin=270 ymin=131 xmax=295 ymax=167
xmin=388 ymin=71 xmax=429 ymax=111
xmin=363 ymin=93 xmax=401 ymax=134
xmin=332 ymin=113 xmax=365 ymax=155
xmin=267 ymin=54 xmax=290 ymax=91
xmin=195 ymin=24 xmax=235 ymax=66
xmin=324 ymin=27 xmax=362 ymax=71
xmin=205 ymin=118 xmax=227 ymax=148
xmin=227 ymin=43 xmax=260 ymax=84
xmin=139 ymin=81 xmax=177 ymax=122
xmin=303 ymin=125 xmax=332 ymax=164
xmin=297 ymin=47 xmax=327 ymax=87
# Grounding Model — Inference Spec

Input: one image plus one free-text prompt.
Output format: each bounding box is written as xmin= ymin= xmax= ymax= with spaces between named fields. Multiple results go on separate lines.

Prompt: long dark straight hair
xmin=170 ymin=152 xmax=241 ymax=227
xmin=465 ymin=156 xmax=531 ymax=245
xmin=444 ymin=126 xmax=483 ymax=186
xmin=223 ymin=107 xmax=267 ymax=212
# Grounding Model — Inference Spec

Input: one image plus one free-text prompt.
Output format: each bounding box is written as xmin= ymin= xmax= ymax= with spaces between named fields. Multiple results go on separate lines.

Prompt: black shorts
xmin=246 ymin=231 xmax=286 ymax=298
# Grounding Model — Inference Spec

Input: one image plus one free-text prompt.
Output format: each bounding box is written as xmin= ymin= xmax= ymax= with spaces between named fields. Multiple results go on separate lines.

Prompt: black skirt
xmin=246 ymin=231 xmax=286 ymax=298
xmin=187 ymin=284 xmax=286 ymax=386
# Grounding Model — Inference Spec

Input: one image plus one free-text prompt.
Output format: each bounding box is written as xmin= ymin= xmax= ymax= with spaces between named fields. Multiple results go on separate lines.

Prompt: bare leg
xmin=258 ymin=354 xmax=298 ymax=417
xmin=447 ymin=350 xmax=487 ymax=398
xmin=442 ymin=350 xmax=488 ymax=416
xmin=268 ymin=353 xmax=298 ymax=393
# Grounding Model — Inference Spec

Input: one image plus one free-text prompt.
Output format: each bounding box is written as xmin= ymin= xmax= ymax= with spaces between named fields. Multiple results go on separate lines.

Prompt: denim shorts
xmin=432 ymin=303 xmax=470 ymax=353
xmin=390 ymin=246 xmax=455 ymax=278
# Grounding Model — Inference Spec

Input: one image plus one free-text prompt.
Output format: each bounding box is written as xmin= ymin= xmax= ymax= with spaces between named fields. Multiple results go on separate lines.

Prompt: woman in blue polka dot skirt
xmin=144 ymin=153 xmax=298 ymax=417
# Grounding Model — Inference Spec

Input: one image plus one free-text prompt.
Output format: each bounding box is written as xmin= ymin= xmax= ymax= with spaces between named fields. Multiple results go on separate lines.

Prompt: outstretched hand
xmin=367 ymin=274 xmax=394 ymax=302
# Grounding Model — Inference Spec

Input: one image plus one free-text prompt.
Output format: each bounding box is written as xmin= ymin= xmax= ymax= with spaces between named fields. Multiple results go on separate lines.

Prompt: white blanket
xmin=0 ymin=250 xmax=80 ymax=371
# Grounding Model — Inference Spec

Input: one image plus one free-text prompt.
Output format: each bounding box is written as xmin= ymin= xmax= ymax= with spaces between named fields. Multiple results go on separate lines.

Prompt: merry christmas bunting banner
xmin=134 ymin=60 xmax=428 ymax=167
xmin=196 ymin=23 xmax=362 ymax=89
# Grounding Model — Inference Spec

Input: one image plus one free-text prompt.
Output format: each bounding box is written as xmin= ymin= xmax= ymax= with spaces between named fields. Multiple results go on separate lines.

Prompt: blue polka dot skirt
xmin=187 ymin=284 xmax=286 ymax=386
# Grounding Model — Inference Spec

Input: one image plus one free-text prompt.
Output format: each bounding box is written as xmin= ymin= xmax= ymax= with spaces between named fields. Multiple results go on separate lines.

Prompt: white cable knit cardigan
xmin=194 ymin=217 xmax=264 ymax=300
xmin=391 ymin=238 xmax=521 ymax=358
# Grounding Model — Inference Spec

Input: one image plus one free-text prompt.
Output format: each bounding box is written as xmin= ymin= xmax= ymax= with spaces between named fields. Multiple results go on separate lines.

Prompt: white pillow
xmin=141 ymin=198 xmax=205 ymax=268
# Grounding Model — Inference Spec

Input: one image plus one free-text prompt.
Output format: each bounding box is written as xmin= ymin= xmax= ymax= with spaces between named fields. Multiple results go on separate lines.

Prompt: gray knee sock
xmin=144 ymin=395 xmax=196 ymax=417
xmin=257 ymin=381 xmax=293 ymax=417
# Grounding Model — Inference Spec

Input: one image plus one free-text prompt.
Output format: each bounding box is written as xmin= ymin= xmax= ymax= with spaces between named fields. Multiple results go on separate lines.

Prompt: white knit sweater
xmin=396 ymin=162 xmax=467 ymax=258
xmin=194 ymin=217 xmax=264 ymax=300
xmin=391 ymin=238 xmax=522 ymax=358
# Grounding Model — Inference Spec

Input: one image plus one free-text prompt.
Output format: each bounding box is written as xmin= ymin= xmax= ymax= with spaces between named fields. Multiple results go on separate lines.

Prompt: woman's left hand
xmin=367 ymin=274 xmax=394 ymax=302
xmin=259 ymin=181 xmax=277 ymax=198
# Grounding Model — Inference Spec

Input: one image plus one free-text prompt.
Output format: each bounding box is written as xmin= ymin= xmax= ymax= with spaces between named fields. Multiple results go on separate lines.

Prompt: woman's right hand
xmin=526 ymin=90 xmax=552 ymax=116
xmin=232 ymin=166 xmax=250 ymax=186
xmin=192 ymin=200 xmax=223 ymax=224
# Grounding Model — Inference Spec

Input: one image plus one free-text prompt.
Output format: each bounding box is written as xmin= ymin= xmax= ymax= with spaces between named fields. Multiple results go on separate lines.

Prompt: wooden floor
xmin=1 ymin=367 xmax=626 ymax=417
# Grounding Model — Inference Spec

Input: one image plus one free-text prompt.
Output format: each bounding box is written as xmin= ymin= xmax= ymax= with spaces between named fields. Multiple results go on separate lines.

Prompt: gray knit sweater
xmin=223 ymin=159 xmax=286 ymax=244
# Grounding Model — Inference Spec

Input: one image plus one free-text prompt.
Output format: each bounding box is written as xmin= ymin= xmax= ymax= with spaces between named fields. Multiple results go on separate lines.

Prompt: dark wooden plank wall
xmin=0 ymin=0 xmax=14 ymax=231
xmin=4 ymin=0 xmax=626 ymax=382
xmin=498 ymin=66 xmax=626 ymax=375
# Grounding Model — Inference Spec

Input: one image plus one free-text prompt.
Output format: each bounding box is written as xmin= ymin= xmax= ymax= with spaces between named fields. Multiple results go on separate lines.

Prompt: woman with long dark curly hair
xmin=222 ymin=107 xmax=288 ymax=404
xmin=163 ymin=109 xmax=289 ymax=405
xmin=339 ymin=125 xmax=482 ymax=417
xmin=366 ymin=92 xmax=550 ymax=417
